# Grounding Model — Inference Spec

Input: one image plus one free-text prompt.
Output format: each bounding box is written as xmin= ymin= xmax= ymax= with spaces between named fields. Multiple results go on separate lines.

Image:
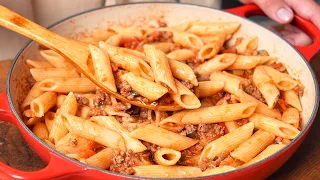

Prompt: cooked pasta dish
xmin=22 ymin=20 xmax=303 ymax=178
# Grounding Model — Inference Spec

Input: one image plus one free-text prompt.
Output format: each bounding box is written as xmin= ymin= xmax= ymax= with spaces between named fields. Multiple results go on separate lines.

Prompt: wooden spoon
xmin=0 ymin=5 xmax=182 ymax=111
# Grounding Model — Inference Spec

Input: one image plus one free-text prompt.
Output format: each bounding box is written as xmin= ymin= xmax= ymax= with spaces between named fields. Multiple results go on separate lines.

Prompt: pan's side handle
xmin=0 ymin=92 xmax=85 ymax=179
xmin=225 ymin=4 xmax=320 ymax=61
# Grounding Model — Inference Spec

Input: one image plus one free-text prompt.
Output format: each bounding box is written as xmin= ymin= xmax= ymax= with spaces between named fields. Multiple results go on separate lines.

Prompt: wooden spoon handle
xmin=0 ymin=5 xmax=90 ymax=77
xmin=0 ymin=5 xmax=71 ymax=54
xmin=0 ymin=5 xmax=183 ymax=111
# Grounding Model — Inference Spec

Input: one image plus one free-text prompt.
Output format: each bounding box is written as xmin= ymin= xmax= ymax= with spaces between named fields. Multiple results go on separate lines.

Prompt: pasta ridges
xmin=182 ymin=102 xmax=257 ymax=124
xmin=235 ymin=36 xmax=258 ymax=54
xmin=196 ymin=53 xmax=237 ymax=76
xmin=170 ymin=80 xmax=201 ymax=109
xmin=130 ymin=124 xmax=198 ymax=151
xmin=187 ymin=21 xmax=241 ymax=36
xmin=173 ymin=31 xmax=203 ymax=50
xmin=253 ymin=66 xmax=280 ymax=108
xmin=262 ymin=65 xmax=298 ymax=91
xmin=144 ymin=44 xmax=177 ymax=94
xmin=199 ymin=122 xmax=254 ymax=161
xmin=249 ymin=113 xmax=300 ymax=139
xmin=159 ymin=110 xmax=188 ymax=132
xmin=63 ymin=114 xmax=126 ymax=150
xmin=30 ymin=91 xmax=57 ymax=117
xmin=168 ymin=59 xmax=198 ymax=86
xmin=121 ymin=72 xmax=168 ymax=101
xmin=198 ymin=34 xmax=226 ymax=60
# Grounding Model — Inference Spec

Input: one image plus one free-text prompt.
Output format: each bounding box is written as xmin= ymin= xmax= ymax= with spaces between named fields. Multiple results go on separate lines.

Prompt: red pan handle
xmin=0 ymin=92 xmax=85 ymax=179
xmin=225 ymin=4 xmax=320 ymax=61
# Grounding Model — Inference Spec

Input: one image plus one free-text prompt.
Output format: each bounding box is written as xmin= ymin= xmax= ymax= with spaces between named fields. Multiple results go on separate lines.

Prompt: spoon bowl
xmin=0 ymin=5 xmax=183 ymax=111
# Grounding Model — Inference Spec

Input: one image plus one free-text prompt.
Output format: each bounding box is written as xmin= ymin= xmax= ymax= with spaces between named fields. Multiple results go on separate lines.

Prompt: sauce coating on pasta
xmin=22 ymin=20 xmax=303 ymax=178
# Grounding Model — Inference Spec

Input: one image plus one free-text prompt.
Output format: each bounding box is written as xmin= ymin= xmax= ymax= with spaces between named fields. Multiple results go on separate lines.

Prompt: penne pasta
xmin=55 ymin=133 xmax=97 ymax=154
xmin=167 ymin=49 xmax=195 ymax=62
xmin=225 ymin=121 xmax=239 ymax=133
xmin=263 ymin=66 xmax=298 ymax=91
xmin=253 ymin=66 xmax=280 ymax=108
xmin=282 ymin=107 xmax=300 ymax=128
xmin=82 ymin=148 xmax=114 ymax=169
xmin=89 ymin=45 xmax=117 ymax=92
xmin=63 ymin=114 xmax=125 ymax=150
xmin=30 ymin=92 xmax=57 ymax=117
xmin=170 ymin=80 xmax=201 ymax=109
xmin=40 ymin=49 xmax=74 ymax=69
xmin=38 ymin=78 xmax=96 ymax=93
xmin=130 ymin=124 xmax=198 ymax=151
xmin=227 ymin=56 xmax=277 ymax=70
xmin=103 ymin=105 xmax=130 ymax=117
xmin=195 ymin=53 xmax=237 ymax=76
xmin=20 ymin=20 xmax=306 ymax=178
xmin=82 ymin=29 xmax=115 ymax=44
xmin=44 ymin=139 xmax=55 ymax=148
xmin=21 ymin=82 xmax=44 ymax=110
xmin=283 ymin=89 xmax=302 ymax=111
xmin=169 ymin=22 xmax=191 ymax=32
xmin=49 ymin=92 xmax=77 ymax=143
xmin=26 ymin=59 xmax=54 ymax=68
xmin=249 ymin=113 xmax=300 ymax=139
xmin=195 ymin=81 xmax=224 ymax=98
xmin=133 ymin=165 xmax=201 ymax=178
xmin=232 ymin=69 xmax=245 ymax=76
xmin=56 ymin=95 xmax=67 ymax=108
xmin=235 ymin=36 xmax=258 ymax=54
xmin=154 ymin=148 xmax=181 ymax=166
xmin=144 ymin=44 xmax=177 ymax=93
xmin=238 ymin=89 xmax=281 ymax=119
xmin=154 ymin=110 xmax=163 ymax=126
xmin=105 ymin=34 xmax=122 ymax=46
xmin=198 ymin=35 xmax=225 ymax=60
xmin=187 ymin=21 xmax=241 ymax=36
xmin=90 ymin=116 xmax=147 ymax=153
xmin=30 ymin=68 xmax=79 ymax=82
xmin=77 ymin=105 xmax=91 ymax=119
xmin=230 ymin=94 xmax=239 ymax=103
xmin=108 ymin=26 xmax=143 ymax=37
xmin=210 ymin=72 xmax=241 ymax=96
xmin=25 ymin=117 xmax=43 ymax=126
xmin=179 ymin=154 xmax=200 ymax=166
xmin=231 ymin=130 xmax=275 ymax=163
xmin=200 ymin=166 xmax=236 ymax=176
xmin=172 ymin=31 xmax=203 ymax=50
xmin=149 ymin=42 xmax=174 ymax=53
xmin=44 ymin=111 xmax=55 ymax=133
xmin=181 ymin=102 xmax=257 ymax=124
xmin=99 ymin=42 xmax=154 ymax=80
xmin=200 ymin=122 xmax=254 ymax=161
xmin=32 ymin=122 xmax=49 ymax=140
xmin=169 ymin=59 xmax=198 ymax=86
xmin=244 ymin=144 xmax=286 ymax=166
xmin=123 ymin=48 xmax=146 ymax=60
xmin=159 ymin=110 xmax=189 ymax=132
xmin=200 ymin=34 xmax=231 ymax=44
xmin=121 ymin=72 xmax=168 ymax=101
xmin=23 ymin=109 xmax=34 ymax=118
xmin=222 ymin=71 xmax=250 ymax=86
